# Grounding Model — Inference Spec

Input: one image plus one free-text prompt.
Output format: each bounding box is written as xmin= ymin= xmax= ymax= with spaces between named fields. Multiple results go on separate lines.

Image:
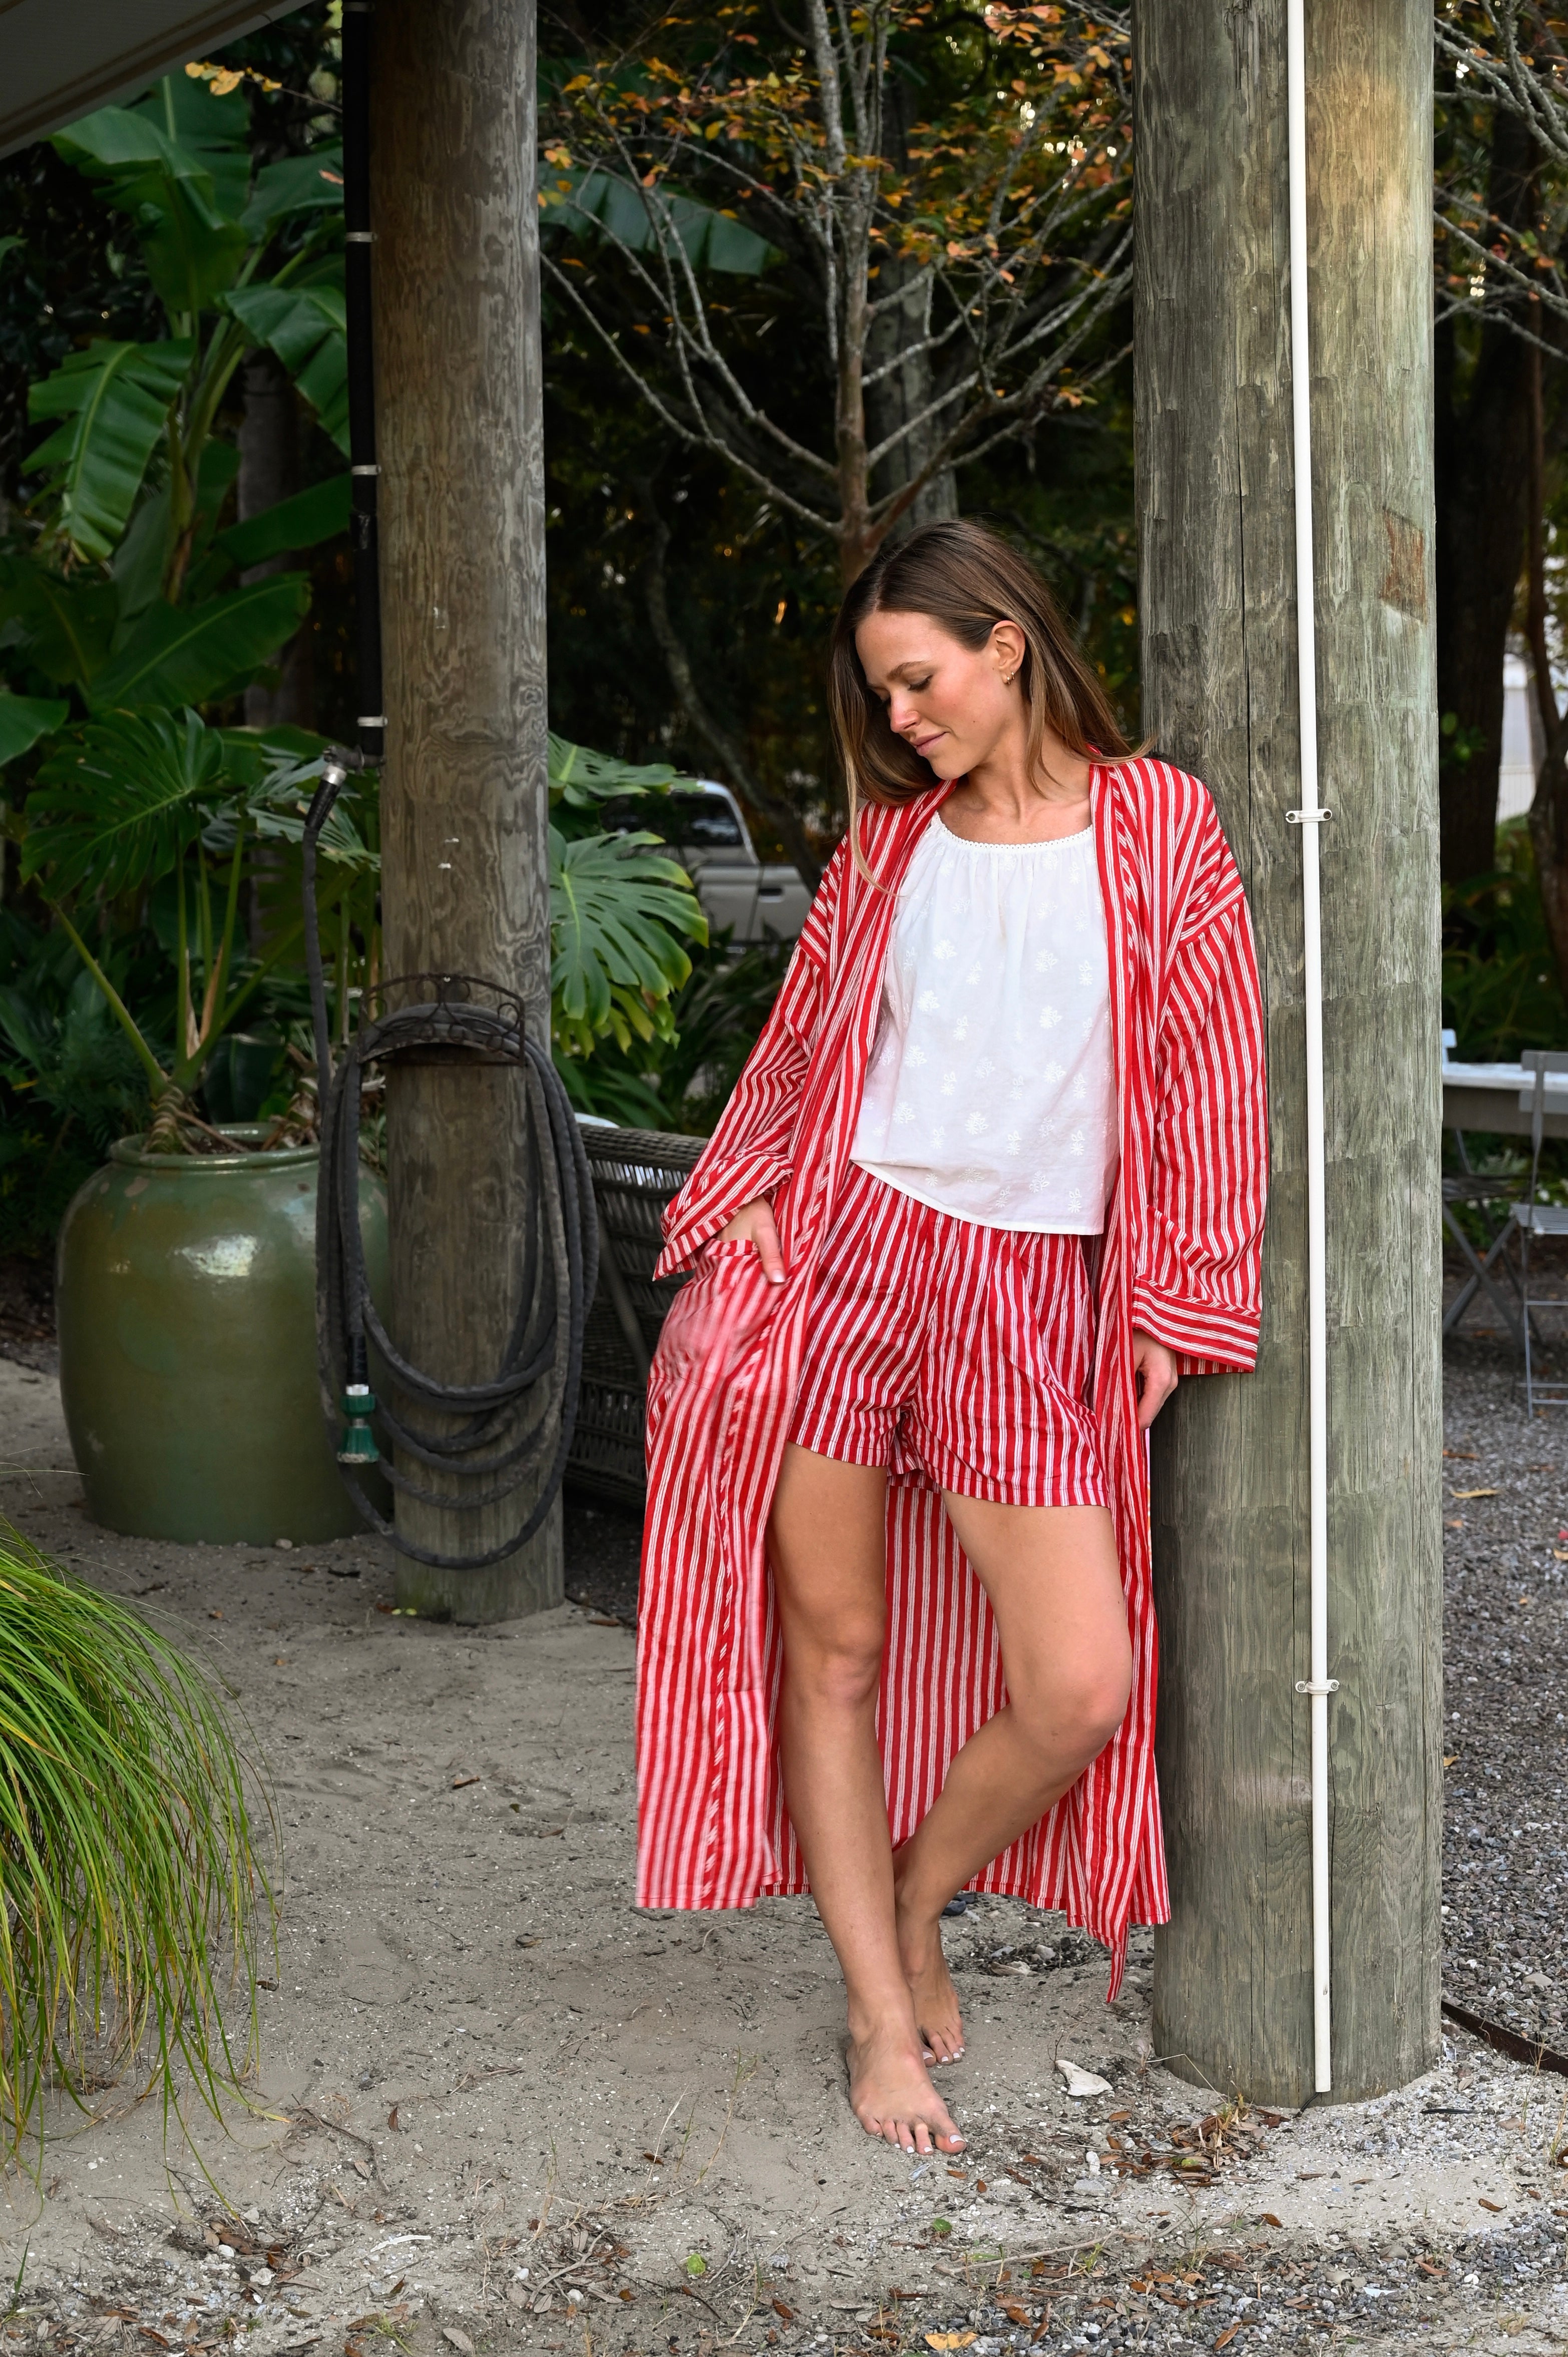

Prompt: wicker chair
xmin=567 ymin=1124 xmax=705 ymax=1505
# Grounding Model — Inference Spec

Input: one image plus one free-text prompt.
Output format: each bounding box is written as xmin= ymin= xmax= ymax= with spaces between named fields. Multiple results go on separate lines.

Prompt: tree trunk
xmin=863 ymin=80 xmax=958 ymax=546
xmin=237 ymin=352 xmax=314 ymax=736
xmin=371 ymin=0 xmax=559 ymax=1622
xmin=1135 ymin=0 xmax=1442 ymax=2102
xmin=1522 ymin=323 xmax=1568 ymax=991
xmin=1434 ymin=105 xmax=1538 ymax=884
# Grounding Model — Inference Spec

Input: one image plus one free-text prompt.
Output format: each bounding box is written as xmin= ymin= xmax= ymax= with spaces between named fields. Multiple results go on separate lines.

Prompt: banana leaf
xmin=0 ymin=554 xmax=118 ymax=690
xmin=53 ymin=109 xmax=248 ymax=313
xmin=0 ymin=694 xmax=69 ymax=766
xmin=132 ymin=74 xmax=251 ymax=223
xmin=222 ymin=280 xmax=348 ymax=453
xmin=88 ymin=574 xmax=310 ymax=711
xmin=541 ymin=168 xmax=780 ymax=274
xmin=212 ymin=474 xmax=350 ymax=574
xmin=26 ymin=340 xmax=194 ymax=563
xmin=22 ymin=709 xmax=226 ymax=899
xmin=112 ymin=438 xmax=241 ymax=625
xmin=242 ymin=143 xmax=346 ymax=233
xmin=549 ymin=824 xmax=706 ymax=1049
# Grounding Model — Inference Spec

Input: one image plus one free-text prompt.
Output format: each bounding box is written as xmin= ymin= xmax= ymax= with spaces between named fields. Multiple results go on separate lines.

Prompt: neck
xmin=958 ymin=722 xmax=1092 ymax=822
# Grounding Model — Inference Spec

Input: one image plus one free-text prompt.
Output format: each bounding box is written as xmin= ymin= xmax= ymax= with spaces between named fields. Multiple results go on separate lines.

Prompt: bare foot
xmin=846 ymin=2022 xmax=966 ymax=2154
xmin=894 ymin=1889 xmax=966 ymax=2063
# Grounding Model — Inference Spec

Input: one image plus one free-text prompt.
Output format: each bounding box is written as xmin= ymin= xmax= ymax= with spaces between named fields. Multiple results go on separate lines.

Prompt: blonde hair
xmin=827 ymin=519 xmax=1133 ymax=881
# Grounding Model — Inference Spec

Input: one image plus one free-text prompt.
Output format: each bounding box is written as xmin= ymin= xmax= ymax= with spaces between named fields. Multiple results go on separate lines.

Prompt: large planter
xmin=57 ymin=1131 xmax=387 ymax=1545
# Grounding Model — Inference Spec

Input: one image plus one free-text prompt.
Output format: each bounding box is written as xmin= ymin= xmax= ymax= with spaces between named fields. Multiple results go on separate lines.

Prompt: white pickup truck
xmin=612 ymin=780 xmax=814 ymax=946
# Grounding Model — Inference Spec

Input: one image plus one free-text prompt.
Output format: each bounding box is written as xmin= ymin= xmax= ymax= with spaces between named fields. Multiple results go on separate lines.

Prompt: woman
xmin=636 ymin=520 xmax=1267 ymax=2159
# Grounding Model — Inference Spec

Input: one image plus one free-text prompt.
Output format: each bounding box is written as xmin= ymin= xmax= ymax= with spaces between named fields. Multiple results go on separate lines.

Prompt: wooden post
xmin=369 ymin=0 xmax=560 ymax=1622
xmin=1136 ymin=0 xmax=1443 ymax=2102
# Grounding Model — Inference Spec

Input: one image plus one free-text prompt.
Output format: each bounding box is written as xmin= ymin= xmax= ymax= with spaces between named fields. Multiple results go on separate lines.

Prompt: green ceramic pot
xmin=56 ymin=1129 xmax=387 ymax=1544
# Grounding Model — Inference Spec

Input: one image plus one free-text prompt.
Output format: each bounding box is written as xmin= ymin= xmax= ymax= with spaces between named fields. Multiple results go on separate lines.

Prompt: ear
xmin=991 ymin=619 xmax=1027 ymax=684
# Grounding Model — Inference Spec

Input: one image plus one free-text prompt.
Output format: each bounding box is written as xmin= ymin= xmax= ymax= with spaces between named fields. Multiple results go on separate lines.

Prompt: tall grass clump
xmin=0 ymin=1529 xmax=274 ymax=2159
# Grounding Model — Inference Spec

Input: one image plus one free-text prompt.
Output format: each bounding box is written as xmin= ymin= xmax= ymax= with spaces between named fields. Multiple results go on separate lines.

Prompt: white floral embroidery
xmin=849 ymin=817 xmax=1114 ymax=1231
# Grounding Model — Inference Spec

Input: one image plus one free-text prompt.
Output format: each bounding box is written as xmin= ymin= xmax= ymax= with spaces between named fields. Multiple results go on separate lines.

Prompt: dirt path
xmin=0 ymin=1360 xmax=1564 ymax=2356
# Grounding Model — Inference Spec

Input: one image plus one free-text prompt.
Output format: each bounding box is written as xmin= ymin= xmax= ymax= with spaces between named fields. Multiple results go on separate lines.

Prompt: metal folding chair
xmin=1440 ymin=1032 xmax=1528 ymax=1350
xmin=1513 ymin=1050 xmax=1568 ymax=1411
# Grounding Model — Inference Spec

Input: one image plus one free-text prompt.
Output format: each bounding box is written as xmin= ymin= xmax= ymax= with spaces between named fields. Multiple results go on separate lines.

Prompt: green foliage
xmin=85 ymin=571 xmax=310 ymax=709
xmin=26 ymin=339 xmax=193 ymax=562
xmin=0 ymin=1526 xmax=273 ymax=2160
xmin=220 ymin=277 xmax=348 ymax=452
xmin=1442 ymin=819 xmax=1568 ymax=1061
xmin=0 ymin=912 xmax=159 ymax=1255
xmin=23 ymin=708 xmax=226 ymax=897
xmin=561 ymin=932 xmax=787 ymax=1132
xmin=542 ymin=169 xmax=780 ymax=275
xmin=0 ymin=693 xmax=68 ymax=764
xmin=550 ymin=825 xmax=707 ymax=1056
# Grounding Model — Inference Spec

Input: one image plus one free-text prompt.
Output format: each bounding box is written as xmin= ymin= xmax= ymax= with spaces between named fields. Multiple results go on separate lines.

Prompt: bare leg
xmin=894 ymin=1500 xmax=1131 ymax=2062
xmin=768 ymin=1444 xmax=965 ymax=2155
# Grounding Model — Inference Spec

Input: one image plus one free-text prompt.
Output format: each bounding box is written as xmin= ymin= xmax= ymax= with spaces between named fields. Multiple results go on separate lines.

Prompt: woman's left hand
xmin=1130 ymin=1330 xmax=1179 ymax=1430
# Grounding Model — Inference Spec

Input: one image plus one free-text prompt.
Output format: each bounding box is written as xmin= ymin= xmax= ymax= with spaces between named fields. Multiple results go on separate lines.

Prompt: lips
xmin=911 ymin=731 xmax=944 ymax=756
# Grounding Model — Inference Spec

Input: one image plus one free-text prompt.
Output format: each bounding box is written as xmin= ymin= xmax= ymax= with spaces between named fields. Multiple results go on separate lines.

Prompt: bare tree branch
xmin=637 ymin=481 xmax=825 ymax=893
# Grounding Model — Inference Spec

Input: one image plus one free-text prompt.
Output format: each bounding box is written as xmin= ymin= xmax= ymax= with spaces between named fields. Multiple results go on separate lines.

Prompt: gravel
xmin=1440 ymin=1333 xmax=1568 ymax=2059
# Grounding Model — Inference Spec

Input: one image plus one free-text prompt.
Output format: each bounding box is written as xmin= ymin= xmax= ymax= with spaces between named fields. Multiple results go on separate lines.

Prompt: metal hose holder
xmin=306 ymin=750 xmax=598 ymax=1574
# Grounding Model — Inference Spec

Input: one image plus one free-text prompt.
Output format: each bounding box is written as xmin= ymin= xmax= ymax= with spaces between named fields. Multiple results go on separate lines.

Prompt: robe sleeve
xmin=1129 ymin=820 xmax=1268 ymax=1378
xmin=654 ymin=842 xmax=845 ymax=1276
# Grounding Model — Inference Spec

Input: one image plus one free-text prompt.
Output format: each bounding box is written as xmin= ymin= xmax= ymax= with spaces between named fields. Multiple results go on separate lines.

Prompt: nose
xmin=887 ymin=688 xmax=920 ymax=736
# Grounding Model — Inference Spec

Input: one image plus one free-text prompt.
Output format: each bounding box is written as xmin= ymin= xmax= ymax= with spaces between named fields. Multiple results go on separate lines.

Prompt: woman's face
xmin=855 ymin=607 xmax=1024 ymax=781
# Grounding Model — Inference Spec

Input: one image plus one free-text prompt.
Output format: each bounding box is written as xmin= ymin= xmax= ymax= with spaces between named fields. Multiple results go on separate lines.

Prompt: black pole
xmin=340 ymin=0 xmax=384 ymax=764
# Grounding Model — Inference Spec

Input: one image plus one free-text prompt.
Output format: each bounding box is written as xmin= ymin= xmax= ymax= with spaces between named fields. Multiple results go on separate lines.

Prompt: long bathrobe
xmin=635 ymin=757 xmax=1268 ymax=1993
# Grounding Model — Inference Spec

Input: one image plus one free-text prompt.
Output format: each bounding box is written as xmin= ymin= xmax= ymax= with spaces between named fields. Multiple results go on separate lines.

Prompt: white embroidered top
xmin=849 ymin=816 xmax=1117 ymax=1233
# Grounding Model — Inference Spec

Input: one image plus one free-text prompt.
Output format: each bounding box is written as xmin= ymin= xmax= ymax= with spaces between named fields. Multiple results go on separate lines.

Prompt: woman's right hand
xmin=715 ymin=1196 xmax=786 ymax=1285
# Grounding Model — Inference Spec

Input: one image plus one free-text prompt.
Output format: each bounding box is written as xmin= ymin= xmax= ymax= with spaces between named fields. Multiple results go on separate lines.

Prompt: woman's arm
xmin=1132 ymin=884 xmax=1269 ymax=1377
xmin=656 ymin=842 xmax=847 ymax=1275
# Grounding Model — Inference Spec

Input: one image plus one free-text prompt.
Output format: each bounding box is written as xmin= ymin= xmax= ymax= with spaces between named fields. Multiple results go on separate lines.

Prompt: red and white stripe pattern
xmin=635 ymin=759 xmax=1268 ymax=1994
xmin=788 ymin=1158 xmax=1107 ymax=1506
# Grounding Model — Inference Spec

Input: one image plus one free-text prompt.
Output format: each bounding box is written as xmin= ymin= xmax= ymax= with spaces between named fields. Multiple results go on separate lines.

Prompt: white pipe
xmin=1285 ymin=0 xmax=1335 ymax=2098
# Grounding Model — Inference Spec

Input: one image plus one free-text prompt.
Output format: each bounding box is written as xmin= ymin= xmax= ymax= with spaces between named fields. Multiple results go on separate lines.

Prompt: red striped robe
xmin=635 ymin=758 xmax=1267 ymax=1994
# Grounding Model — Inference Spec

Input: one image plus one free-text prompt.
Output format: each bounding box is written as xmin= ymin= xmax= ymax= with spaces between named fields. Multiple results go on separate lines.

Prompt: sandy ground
xmin=0 ymin=1358 xmax=1565 ymax=2357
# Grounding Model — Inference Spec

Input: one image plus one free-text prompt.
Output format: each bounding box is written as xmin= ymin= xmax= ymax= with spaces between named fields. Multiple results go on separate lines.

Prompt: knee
xmin=1016 ymin=1647 xmax=1132 ymax=1775
xmin=783 ymin=1617 xmax=886 ymax=1714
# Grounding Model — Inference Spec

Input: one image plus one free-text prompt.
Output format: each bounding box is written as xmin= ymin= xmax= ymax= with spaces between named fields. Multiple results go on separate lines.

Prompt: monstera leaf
xmin=547 ymin=731 xmax=697 ymax=809
xmin=22 ymin=709 xmax=227 ymax=899
xmin=550 ymin=824 xmax=706 ymax=1056
xmin=26 ymin=339 xmax=194 ymax=562
xmin=87 ymin=573 xmax=310 ymax=710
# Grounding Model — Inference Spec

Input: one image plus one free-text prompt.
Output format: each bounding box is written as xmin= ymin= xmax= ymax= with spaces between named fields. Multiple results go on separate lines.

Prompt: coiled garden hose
xmin=305 ymin=748 xmax=598 ymax=1571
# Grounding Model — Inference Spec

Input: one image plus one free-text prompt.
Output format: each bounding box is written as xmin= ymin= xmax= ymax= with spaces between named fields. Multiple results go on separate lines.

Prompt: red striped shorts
xmin=787 ymin=1160 xmax=1108 ymax=1507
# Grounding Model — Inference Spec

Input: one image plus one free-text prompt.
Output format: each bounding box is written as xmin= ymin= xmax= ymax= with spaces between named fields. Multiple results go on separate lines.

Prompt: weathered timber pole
xmin=370 ymin=0 xmax=561 ymax=1621
xmin=1136 ymin=0 xmax=1443 ymax=2102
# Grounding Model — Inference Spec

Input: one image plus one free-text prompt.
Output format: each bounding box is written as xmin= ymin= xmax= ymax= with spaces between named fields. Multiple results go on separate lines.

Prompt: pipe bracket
xmin=1286 ymin=808 xmax=1334 ymax=824
xmin=1295 ymin=1678 xmax=1340 ymax=1695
